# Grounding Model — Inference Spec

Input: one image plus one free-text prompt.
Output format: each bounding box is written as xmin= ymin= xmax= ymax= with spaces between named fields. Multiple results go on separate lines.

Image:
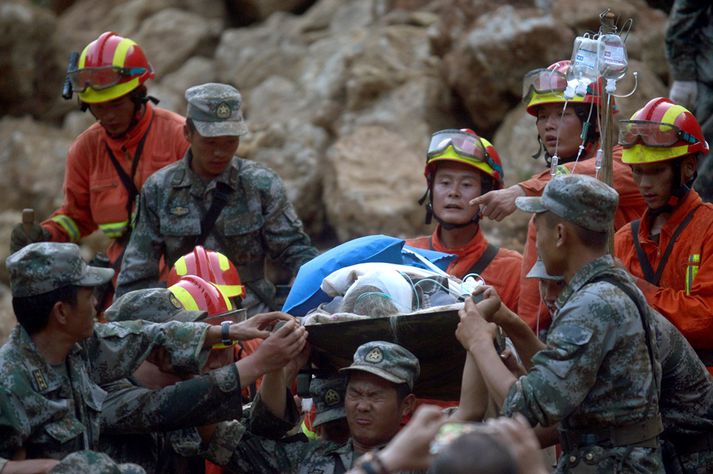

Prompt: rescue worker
xmin=458 ymin=175 xmax=664 ymax=472
xmin=116 ymin=83 xmax=318 ymax=315
xmin=614 ymin=97 xmax=713 ymax=375
xmin=0 ymin=243 xmax=295 ymax=471
xmin=406 ymin=128 xmax=523 ymax=313
xmin=480 ymin=258 xmax=713 ymax=473
xmin=301 ymin=375 xmax=350 ymax=444
xmin=665 ymin=0 xmax=713 ymax=202
xmin=9 ymin=32 xmax=189 ymax=307
xmin=469 ymin=60 xmax=646 ymax=334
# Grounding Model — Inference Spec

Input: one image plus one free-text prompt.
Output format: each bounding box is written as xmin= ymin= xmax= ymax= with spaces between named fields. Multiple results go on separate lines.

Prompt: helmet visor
xmin=69 ymin=66 xmax=147 ymax=93
xmin=427 ymin=129 xmax=488 ymax=161
xmin=522 ymin=68 xmax=567 ymax=103
xmin=618 ymin=120 xmax=698 ymax=148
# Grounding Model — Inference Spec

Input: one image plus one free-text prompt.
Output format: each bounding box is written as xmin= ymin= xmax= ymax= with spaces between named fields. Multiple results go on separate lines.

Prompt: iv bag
xmin=565 ymin=35 xmax=599 ymax=99
xmin=598 ymin=33 xmax=628 ymax=81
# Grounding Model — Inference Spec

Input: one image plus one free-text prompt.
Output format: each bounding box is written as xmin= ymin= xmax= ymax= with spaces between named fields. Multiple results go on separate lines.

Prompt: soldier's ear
xmin=399 ymin=393 xmax=417 ymax=419
xmin=184 ymin=123 xmax=192 ymax=141
xmin=51 ymin=301 xmax=69 ymax=326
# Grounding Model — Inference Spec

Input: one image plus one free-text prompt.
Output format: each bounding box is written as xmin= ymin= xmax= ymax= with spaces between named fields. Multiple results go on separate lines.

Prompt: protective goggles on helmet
xmin=618 ymin=120 xmax=700 ymax=148
xmin=522 ymin=68 xmax=567 ymax=103
xmin=427 ymin=129 xmax=489 ymax=161
xmin=68 ymin=66 xmax=147 ymax=93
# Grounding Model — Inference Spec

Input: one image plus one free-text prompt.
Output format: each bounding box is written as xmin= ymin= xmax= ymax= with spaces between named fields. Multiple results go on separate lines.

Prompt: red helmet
xmin=620 ymin=97 xmax=709 ymax=164
xmin=523 ymin=60 xmax=606 ymax=116
xmin=71 ymin=32 xmax=154 ymax=104
xmin=424 ymin=128 xmax=505 ymax=189
xmin=168 ymin=246 xmax=245 ymax=299
xmin=168 ymin=275 xmax=233 ymax=316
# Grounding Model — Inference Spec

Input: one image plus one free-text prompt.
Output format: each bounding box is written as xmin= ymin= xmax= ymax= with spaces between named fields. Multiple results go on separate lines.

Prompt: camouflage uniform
xmin=49 ymin=450 xmax=144 ymax=474
xmin=202 ymin=341 xmax=425 ymax=474
xmin=513 ymin=176 xmax=664 ymax=473
xmin=116 ymin=83 xmax=317 ymax=314
xmin=0 ymin=243 xmax=211 ymax=471
xmin=666 ymin=0 xmax=713 ymax=200
xmin=99 ymin=288 xmax=246 ymax=474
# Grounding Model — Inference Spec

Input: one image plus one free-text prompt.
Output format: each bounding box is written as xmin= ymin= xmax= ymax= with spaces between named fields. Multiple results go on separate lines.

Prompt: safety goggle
xmin=427 ymin=129 xmax=489 ymax=161
xmin=618 ymin=120 xmax=700 ymax=148
xmin=522 ymin=68 xmax=567 ymax=103
xmin=68 ymin=66 xmax=147 ymax=93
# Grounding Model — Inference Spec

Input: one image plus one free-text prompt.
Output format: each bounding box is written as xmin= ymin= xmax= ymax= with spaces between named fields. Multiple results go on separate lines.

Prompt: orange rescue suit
xmin=615 ymin=189 xmax=713 ymax=374
xmin=43 ymin=103 xmax=189 ymax=266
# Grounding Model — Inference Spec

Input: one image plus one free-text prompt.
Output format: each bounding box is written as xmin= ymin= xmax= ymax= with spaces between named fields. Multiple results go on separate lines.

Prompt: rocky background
xmin=0 ymin=0 xmax=672 ymax=341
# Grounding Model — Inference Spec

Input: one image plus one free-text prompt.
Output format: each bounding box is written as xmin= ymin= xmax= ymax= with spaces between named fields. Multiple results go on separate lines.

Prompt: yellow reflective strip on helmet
xmin=221 ymin=289 xmax=234 ymax=311
xmin=98 ymin=221 xmax=129 ymax=239
xmin=218 ymin=253 xmax=231 ymax=271
xmin=78 ymin=46 xmax=88 ymax=69
xmin=112 ymin=38 xmax=137 ymax=68
xmin=50 ymin=215 xmax=81 ymax=242
xmin=174 ymin=258 xmax=188 ymax=277
xmin=660 ymin=104 xmax=688 ymax=128
xmin=168 ymin=286 xmax=200 ymax=311
xmin=216 ymin=283 xmax=245 ymax=298
xmin=621 ymin=144 xmax=691 ymax=164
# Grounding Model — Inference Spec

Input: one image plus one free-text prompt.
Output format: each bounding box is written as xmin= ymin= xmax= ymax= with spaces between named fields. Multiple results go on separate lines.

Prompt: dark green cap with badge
xmin=105 ymin=288 xmax=206 ymax=323
xmin=310 ymin=375 xmax=347 ymax=427
xmin=185 ymin=82 xmax=248 ymax=137
xmin=340 ymin=341 xmax=420 ymax=390
xmin=6 ymin=242 xmax=114 ymax=298
xmin=515 ymin=174 xmax=619 ymax=232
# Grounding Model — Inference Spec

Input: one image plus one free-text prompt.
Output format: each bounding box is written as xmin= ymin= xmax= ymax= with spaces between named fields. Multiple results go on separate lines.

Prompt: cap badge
xmin=365 ymin=347 xmax=383 ymax=364
xmin=324 ymin=388 xmax=341 ymax=406
xmin=215 ymin=102 xmax=232 ymax=119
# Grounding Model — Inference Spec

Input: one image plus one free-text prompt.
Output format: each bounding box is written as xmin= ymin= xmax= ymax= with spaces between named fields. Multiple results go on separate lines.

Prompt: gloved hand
xmin=10 ymin=222 xmax=51 ymax=253
xmin=669 ymin=80 xmax=698 ymax=111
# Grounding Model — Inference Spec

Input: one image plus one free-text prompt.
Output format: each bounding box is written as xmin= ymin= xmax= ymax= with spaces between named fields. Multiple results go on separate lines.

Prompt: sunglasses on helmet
xmin=618 ymin=120 xmax=700 ymax=148
xmin=68 ymin=66 xmax=147 ymax=93
xmin=521 ymin=68 xmax=567 ymax=103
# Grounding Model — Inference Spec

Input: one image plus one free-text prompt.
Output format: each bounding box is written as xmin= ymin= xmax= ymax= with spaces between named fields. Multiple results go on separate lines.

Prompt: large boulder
xmin=323 ymin=125 xmax=429 ymax=242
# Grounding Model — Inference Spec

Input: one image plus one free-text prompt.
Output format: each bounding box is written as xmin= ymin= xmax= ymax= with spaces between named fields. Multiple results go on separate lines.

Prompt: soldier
xmin=614 ymin=98 xmax=713 ymax=375
xmin=10 ymin=32 xmax=189 ymax=309
xmin=407 ymin=128 xmax=522 ymax=313
xmin=303 ymin=375 xmax=350 ymax=444
xmin=0 ymin=242 xmax=298 ymax=471
xmin=457 ymin=175 xmax=664 ymax=472
xmin=116 ymin=83 xmax=318 ymax=315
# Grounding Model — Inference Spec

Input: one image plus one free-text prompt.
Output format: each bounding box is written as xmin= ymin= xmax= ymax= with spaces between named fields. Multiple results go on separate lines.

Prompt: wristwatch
xmin=220 ymin=320 xmax=234 ymax=347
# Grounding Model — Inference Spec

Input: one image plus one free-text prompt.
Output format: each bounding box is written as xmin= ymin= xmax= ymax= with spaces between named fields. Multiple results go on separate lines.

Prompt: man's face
xmin=88 ymin=94 xmax=136 ymax=137
xmin=63 ymin=287 xmax=97 ymax=340
xmin=538 ymin=278 xmax=566 ymax=315
xmin=631 ymin=162 xmax=674 ymax=210
xmin=535 ymin=103 xmax=584 ymax=159
xmin=431 ymin=161 xmax=483 ymax=225
xmin=345 ymin=372 xmax=409 ymax=449
xmin=186 ymin=125 xmax=240 ymax=179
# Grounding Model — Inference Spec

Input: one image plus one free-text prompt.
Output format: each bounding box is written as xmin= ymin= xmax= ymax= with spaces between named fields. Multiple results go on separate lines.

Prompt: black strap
xmin=590 ymin=275 xmax=659 ymax=396
xmin=332 ymin=453 xmax=346 ymax=474
xmin=428 ymin=237 xmax=499 ymax=276
xmin=196 ymin=181 xmax=233 ymax=247
xmin=631 ymin=205 xmax=701 ymax=285
xmin=466 ymin=243 xmax=499 ymax=276
xmin=104 ymin=118 xmax=154 ymax=237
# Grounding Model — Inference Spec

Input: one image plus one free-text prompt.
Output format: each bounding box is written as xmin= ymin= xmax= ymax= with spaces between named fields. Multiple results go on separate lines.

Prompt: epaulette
xmin=171 ymin=168 xmax=186 ymax=187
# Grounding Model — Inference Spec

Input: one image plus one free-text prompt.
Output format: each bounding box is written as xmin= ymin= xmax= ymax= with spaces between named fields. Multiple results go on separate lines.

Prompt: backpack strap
xmin=195 ymin=181 xmax=233 ymax=247
xmin=466 ymin=243 xmax=499 ymax=276
xmin=631 ymin=205 xmax=701 ymax=285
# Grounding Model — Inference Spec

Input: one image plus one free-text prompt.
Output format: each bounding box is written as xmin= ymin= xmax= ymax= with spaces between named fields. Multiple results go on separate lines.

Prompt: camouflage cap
xmin=104 ymin=288 xmax=206 ymax=323
xmin=310 ymin=374 xmax=347 ymax=427
xmin=185 ymin=82 xmax=248 ymax=137
xmin=6 ymin=242 xmax=114 ymax=297
xmin=50 ymin=450 xmax=145 ymax=474
xmin=526 ymin=258 xmax=564 ymax=281
xmin=515 ymin=174 xmax=619 ymax=232
xmin=340 ymin=341 xmax=420 ymax=390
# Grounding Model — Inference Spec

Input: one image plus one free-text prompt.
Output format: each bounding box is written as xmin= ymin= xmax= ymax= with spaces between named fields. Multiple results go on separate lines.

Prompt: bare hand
xmin=251 ymin=320 xmax=307 ymax=374
xmin=471 ymin=285 xmax=502 ymax=321
xmin=469 ymin=185 xmax=524 ymax=222
xmin=457 ymin=303 xmax=498 ymax=351
xmin=379 ymin=405 xmax=445 ymax=471
xmin=500 ymin=347 xmax=526 ymax=377
xmin=284 ymin=342 xmax=311 ymax=384
xmin=230 ymin=311 xmax=294 ymax=340
xmin=487 ymin=414 xmax=549 ymax=474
